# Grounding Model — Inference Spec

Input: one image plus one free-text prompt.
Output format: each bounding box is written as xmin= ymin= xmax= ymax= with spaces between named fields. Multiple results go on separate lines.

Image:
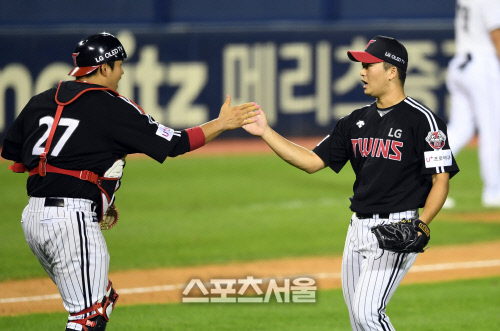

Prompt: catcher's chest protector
xmin=9 ymin=81 xmax=121 ymax=221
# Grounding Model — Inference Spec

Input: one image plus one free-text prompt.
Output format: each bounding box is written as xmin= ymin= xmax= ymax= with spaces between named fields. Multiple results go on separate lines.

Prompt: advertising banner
xmin=0 ymin=26 xmax=454 ymax=142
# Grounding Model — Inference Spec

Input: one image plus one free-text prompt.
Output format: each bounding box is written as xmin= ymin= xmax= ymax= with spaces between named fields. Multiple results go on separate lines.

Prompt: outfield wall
xmin=1 ymin=0 xmax=455 ymax=24
xmin=0 ymin=23 xmax=454 ymax=143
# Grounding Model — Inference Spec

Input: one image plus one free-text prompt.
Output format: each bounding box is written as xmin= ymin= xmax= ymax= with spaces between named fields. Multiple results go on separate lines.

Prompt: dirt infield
xmin=1 ymin=240 xmax=500 ymax=316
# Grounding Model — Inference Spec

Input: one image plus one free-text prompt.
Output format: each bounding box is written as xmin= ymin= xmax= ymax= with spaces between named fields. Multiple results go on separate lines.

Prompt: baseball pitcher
xmin=244 ymin=36 xmax=459 ymax=330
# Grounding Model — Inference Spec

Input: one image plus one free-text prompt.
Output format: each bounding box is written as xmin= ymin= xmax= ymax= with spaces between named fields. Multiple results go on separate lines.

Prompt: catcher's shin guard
xmin=67 ymin=280 xmax=119 ymax=331
xmin=66 ymin=315 xmax=107 ymax=331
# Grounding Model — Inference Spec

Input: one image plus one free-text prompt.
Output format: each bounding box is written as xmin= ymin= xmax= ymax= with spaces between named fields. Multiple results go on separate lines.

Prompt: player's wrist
xmin=418 ymin=218 xmax=430 ymax=225
xmin=213 ymin=116 xmax=228 ymax=132
xmin=260 ymin=125 xmax=273 ymax=140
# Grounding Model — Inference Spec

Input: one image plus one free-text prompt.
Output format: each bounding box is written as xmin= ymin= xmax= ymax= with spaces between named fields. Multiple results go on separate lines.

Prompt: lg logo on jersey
xmin=388 ymin=128 xmax=402 ymax=138
xmin=351 ymin=138 xmax=403 ymax=161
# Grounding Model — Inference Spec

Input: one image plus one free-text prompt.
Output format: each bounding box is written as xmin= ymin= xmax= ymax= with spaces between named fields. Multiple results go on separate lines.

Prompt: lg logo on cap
xmin=95 ymin=46 xmax=124 ymax=63
xmin=384 ymin=52 xmax=405 ymax=64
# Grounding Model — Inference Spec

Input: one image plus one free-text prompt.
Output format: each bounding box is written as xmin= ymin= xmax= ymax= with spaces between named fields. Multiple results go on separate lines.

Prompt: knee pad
xmin=67 ymin=280 xmax=119 ymax=331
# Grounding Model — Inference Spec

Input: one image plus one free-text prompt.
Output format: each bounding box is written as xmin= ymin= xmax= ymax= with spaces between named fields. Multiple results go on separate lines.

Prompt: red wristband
xmin=186 ymin=126 xmax=206 ymax=151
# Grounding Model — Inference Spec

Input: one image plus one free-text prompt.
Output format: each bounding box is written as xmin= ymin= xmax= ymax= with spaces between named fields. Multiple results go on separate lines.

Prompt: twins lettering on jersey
xmin=351 ymin=138 xmax=403 ymax=161
xmin=352 ymin=126 xmax=403 ymax=161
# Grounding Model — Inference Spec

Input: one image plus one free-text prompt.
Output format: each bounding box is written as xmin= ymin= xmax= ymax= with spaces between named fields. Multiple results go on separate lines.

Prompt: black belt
xmin=44 ymin=198 xmax=65 ymax=207
xmin=356 ymin=212 xmax=390 ymax=219
xmin=458 ymin=53 xmax=472 ymax=70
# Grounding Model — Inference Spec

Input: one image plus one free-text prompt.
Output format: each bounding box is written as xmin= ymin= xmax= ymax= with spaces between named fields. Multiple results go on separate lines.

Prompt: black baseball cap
xmin=347 ymin=36 xmax=408 ymax=72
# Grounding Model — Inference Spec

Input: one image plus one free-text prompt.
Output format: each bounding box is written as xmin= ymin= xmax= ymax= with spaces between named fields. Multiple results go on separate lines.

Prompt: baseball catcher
xmin=2 ymin=31 xmax=260 ymax=331
xmin=371 ymin=219 xmax=430 ymax=253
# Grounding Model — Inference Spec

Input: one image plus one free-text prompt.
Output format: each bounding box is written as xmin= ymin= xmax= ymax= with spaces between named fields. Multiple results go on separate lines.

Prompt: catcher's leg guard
xmin=66 ymin=315 xmax=107 ymax=331
xmin=66 ymin=280 xmax=119 ymax=331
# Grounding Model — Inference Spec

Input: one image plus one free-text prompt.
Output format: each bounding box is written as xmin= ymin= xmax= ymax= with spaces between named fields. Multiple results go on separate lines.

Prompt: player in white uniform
xmin=446 ymin=0 xmax=500 ymax=207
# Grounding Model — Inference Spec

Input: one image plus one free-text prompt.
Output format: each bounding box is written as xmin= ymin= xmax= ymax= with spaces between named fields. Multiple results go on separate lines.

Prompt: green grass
xmin=444 ymin=147 xmax=484 ymax=212
xmin=1 ymin=148 xmax=498 ymax=281
xmin=1 ymin=277 xmax=499 ymax=330
xmin=389 ymin=277 xmax=500 ymax=331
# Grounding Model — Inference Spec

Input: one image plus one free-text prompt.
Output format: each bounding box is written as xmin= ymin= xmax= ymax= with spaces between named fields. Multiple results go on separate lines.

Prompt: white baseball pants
xmin=342 ymin=211 xmax=419 ymax=331
xmin=21 ymin=197 xmax=109 ymax=329
xmin=446 ymin=53 xmax=500 ymax=202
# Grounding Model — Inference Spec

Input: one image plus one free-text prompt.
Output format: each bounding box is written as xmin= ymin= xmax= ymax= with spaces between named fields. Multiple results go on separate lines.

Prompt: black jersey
xmin=313 ymin=97 xmax=459 ymax=213
xmin=2 ymin=81 xmax=192 ymax=203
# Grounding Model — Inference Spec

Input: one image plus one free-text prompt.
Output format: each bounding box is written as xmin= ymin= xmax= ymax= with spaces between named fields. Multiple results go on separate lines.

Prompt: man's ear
xmin=100 ymin=64 xmax=109 ymax=77
xmin=389 ymin=66 xmax=398 ymax=81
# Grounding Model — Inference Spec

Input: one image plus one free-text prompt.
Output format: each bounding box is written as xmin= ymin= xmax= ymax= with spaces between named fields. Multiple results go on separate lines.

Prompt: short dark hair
xmin=76 ymin=60 xmax=116 ymax=79
xmin=383 ymin=62 xmax=406 ymax=86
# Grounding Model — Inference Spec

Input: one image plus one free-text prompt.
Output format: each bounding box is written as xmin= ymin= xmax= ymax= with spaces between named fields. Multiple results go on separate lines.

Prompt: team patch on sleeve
xmin=424 ymin=149 xmax=452 ymax=168
xmin=425 ymin=130 xmax=446 ymax=150
xmin=156 ymin=124 xmax=175 ymax=141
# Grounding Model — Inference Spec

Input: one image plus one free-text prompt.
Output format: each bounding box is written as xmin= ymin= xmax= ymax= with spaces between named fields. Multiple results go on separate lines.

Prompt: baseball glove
xmin=100 ymin=204 xmax=119 ymax=230
xmin=371 ymin=218 xmax=430 ymax=253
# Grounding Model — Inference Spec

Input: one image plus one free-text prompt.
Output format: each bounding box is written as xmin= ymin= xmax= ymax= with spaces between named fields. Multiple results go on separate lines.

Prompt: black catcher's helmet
xmin=68 ymin=32 xmax=127 ymax=77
